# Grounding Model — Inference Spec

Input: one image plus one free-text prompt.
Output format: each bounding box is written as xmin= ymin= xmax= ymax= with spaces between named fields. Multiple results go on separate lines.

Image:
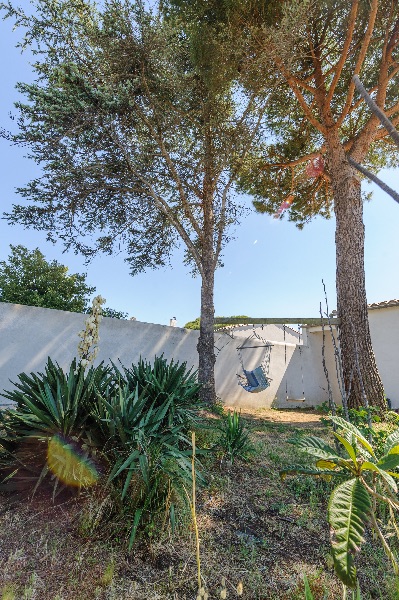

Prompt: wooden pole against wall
xmin=214 ymin=317 xmax=341 ymax=326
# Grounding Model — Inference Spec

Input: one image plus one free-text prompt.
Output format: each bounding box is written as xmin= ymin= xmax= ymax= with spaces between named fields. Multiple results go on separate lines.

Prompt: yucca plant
xmin=217 ymin=410 xmax=253 ymax=464
xmin=282 ymin=417 xmax=399 ymax=588
xmin=91 ymin=383 xmax=204 ymax=548
xmin=109 ymin=433 xmax=198 ymax=549
xmin=115 ymin=355 xmax=202 ymax=429
xmin=0 ymin=358 xmax=112 ymax=445
xmin=0 ymin=358 xmax=111 ymax=491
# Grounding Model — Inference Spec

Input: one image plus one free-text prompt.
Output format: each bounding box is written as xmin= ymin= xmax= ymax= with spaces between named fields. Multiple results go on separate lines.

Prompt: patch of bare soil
xmin=224 ymin=407 xmax=323 ymax=428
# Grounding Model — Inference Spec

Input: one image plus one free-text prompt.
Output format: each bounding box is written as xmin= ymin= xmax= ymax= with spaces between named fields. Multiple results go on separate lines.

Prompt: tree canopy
xmin=184 ymin=315 xmax=249 ymax=329
xmin=101 ymin=307 xmax=128 ymax=319
xmin=0 ymin=245 xmax=95 ymax=313
xmin=0 ymin=244 xmax=128 ymax=317
xmin=1 ymin=0 xmax=273 ymax=403
xmin=240 ymin=0 xmax=399 ymax=408
xmin=166 ymin=0 xmax=399 ymax=409
xmin=238 ymin=0 xmax=399 ymax=225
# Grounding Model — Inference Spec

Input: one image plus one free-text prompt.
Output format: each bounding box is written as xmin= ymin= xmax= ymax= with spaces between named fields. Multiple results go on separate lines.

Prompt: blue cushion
xmin=252 ymin=366 xmax=269 ymax=387
xmin=239 ymin=367 xmax=271 ymax=393
xmin=243 ymin=369 xmax=259 ymax=387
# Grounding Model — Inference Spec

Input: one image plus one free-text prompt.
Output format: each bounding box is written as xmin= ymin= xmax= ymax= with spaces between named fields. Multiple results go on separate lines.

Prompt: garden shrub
xmin=0 ymin=355 xmax=204 ymax=546
xmin=114 ymin=354 xmax=203 ymax=428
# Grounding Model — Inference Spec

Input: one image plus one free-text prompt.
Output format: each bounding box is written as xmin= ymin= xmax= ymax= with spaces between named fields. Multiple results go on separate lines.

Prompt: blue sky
xmin=1 ymin=15 xmax=398 ymax=327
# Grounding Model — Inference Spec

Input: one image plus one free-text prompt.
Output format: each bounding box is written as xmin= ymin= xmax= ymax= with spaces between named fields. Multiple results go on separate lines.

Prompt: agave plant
xmin=115 ymin=355 xmax=202 ymax=429
xmin=0 ymin=356 xmax=204 ymax=546
xmin=0 ymin=358 xmax=111 ymax=492
xmin=281 ymin=416 xmax=399 ymax=588
xmin=91 ymin=383 xmax=203 ymax=548
xmin=0 ymin=358 xmax=112 ymax=446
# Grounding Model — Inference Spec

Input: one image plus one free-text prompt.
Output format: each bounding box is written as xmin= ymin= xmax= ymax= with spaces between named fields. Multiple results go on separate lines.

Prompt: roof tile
xmin=368 ymin=299 xmax=399 ymax=310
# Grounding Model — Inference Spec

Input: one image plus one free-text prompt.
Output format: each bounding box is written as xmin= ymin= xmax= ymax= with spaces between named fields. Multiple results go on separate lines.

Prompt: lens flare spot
xmin=47 ymin=435 xmax=98 ymax=487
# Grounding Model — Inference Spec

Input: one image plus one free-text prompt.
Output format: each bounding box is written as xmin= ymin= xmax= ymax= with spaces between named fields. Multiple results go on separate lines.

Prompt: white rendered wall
xmin=0 ymin=302 xmax=397 ymax=408
xmin=0 ymin=302 xmax=200 ymax=404
xmin=303 ymin=306 xmax=399 ymax=409
xmin=368 ymin=306 xmax=399 ymax=407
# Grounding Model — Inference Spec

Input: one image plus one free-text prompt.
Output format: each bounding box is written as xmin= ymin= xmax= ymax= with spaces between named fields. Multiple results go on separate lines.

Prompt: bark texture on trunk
xmin=327 ymin=133 xmax=385 ymax=410
xmin=197 ymin=158 xmax=217 ymax=404
xmin=197 ymin=266 xmax=216 ymax=405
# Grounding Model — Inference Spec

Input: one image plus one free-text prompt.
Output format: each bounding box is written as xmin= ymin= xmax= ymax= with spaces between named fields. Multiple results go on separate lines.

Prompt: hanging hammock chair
xmin=236 ymin=328 xmax=273 ymax=393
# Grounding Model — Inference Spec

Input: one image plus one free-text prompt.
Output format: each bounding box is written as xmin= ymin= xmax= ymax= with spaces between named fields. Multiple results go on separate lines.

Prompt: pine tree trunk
xmin=197 ymin=158 xmax=217 ymax=405
xmin=197 ymin=265 xmax=216 ymax=405
xmin=327 ymin=134 xmax=385 ymax=410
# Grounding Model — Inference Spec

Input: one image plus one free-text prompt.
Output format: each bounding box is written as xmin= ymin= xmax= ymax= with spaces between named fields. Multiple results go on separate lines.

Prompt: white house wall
xmin=368 ymin=306 xmax=399 ymax=406
xmin=304 ymin=306 xmax=399 ymax=408
xmin=0 ymin=302 xmax=200 ymax=404
xmin=0 ymin=303 xmax=302 ymax=408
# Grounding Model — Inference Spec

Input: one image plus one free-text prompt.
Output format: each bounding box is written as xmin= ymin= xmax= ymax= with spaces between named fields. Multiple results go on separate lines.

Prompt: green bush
xmin=115 ymin=355 xmax=202 ymax=428
xmin=90 ymin=382 xmax=202 ymax=547
xmin=0 ymin=356 xmax=204 ymax=547
xmin=0 ymin=357 xmax=111 ymax=447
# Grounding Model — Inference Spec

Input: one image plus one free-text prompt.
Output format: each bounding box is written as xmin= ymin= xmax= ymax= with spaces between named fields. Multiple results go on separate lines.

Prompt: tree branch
xmin=352 ymin=75 xmax=399 ymax=150
xmin=326 ymin=0 xmax=360 ymax=106
xmin=274 ymin=59 xmax=327 ymax=135
xmin=348 ymin=156 xmax=399 ymax=204
xmin=265 ymin=148 xmax=326 ymax=169
xmin=135 ymin=70 xmax=203 ymax=239
xmin=336 ymin=0 xmax=379 ymax=126
xmin=108 ymin=124 xmax=204 ymax=276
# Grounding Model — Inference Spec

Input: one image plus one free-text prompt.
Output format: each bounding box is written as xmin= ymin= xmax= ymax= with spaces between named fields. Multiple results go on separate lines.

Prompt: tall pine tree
xmin=241 ymin=0 xmax=399 ymax=409
xmin=1 ymin=0 xmax=271 ymax=403
xmin=168 ymin=0 xmax=399 ymax=409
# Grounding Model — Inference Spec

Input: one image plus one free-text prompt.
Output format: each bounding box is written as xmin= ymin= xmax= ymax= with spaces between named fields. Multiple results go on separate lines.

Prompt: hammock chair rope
xmin=236 ymin=325 xmax=273 ymax=393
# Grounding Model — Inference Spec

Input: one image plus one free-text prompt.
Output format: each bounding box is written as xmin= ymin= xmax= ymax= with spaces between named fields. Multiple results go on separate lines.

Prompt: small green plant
xmin=303 ymin=574 xmax=315 ymax=600
xmin=100 ymin=558 xmax=115 ymax=587
xmin=0 ymin=358 xmax=111 ymax=493
xmin=209 ymin=397 xmax=226 ymax=417
xmin=282 ymin=416 xmax=399 ymax=588
xmin=320 ymin=406 xmax=391 ymax=455
xmin=217 ymin=411 xmax=254 ymax=464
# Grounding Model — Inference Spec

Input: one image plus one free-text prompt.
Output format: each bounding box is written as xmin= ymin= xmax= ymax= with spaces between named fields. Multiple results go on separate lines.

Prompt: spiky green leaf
xmin=329 ymin=417 xmax=375 ymax=457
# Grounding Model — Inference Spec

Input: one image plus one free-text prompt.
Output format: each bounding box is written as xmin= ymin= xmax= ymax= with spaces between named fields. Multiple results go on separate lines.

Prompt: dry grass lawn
xmin=0 ymin=409 xmax=397 ymax=600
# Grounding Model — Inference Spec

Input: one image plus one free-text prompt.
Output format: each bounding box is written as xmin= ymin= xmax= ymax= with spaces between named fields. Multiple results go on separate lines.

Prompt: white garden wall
xmin=0 ymin=301 xmax=397 ymax=409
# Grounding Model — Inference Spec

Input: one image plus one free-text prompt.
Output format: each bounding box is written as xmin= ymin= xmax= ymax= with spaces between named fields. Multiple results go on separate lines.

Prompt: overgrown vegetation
xmin=282 ymin=417 xmax=399 ymax=588
xmin=0 ymin=355 xmax=204 ymax=546
xmin=0 ymin=301 xmax=397 ymax=597
xmin=1 ymin=406 xmax=399 ymax=598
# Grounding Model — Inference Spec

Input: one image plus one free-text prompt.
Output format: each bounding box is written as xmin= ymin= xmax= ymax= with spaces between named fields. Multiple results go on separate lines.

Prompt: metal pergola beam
xmin=214 ymin=317 xmax=341 ymax=326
